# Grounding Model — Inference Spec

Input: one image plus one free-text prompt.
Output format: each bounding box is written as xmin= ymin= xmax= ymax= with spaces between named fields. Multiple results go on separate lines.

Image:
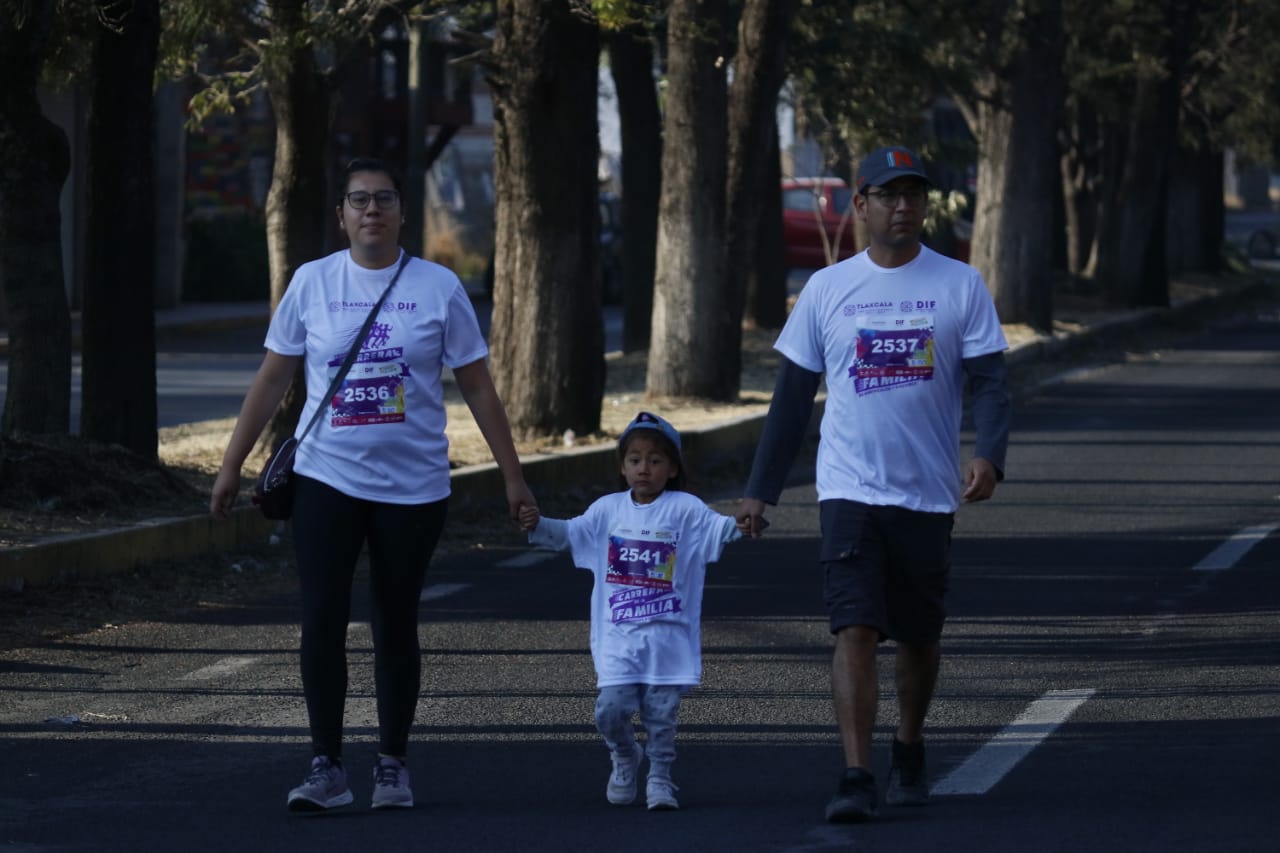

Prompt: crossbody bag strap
xmin=295 ymin=252 xmax=411 ymax=445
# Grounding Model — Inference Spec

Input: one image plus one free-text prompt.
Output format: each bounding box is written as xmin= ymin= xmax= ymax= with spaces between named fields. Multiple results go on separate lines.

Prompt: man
xmin=736 ymin=145 xmax=1011 ymax=822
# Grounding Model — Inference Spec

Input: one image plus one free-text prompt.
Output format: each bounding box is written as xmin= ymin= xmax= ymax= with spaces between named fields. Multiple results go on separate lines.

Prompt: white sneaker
xmin=287 ymin=756 xmax=354 ymax=812
xmin=371 ymin=757 xmax=414 ymax=809
xmin=646 ymin=776 xmax=679 ymax=811
xmin=606 ymin=746 xmax=642 ymax=805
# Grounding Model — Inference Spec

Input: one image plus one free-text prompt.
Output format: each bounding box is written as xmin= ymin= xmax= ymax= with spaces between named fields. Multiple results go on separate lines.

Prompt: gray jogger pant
xmin=594 ymin=684 xmax=683 ymax=778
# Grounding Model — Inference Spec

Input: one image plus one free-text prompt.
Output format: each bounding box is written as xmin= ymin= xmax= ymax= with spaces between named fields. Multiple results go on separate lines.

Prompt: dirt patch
xmin=0 ymin=433 xmax=213 ymax=547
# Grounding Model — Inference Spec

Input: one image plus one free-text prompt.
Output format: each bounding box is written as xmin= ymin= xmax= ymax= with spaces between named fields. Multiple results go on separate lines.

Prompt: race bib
xmin=328 ymin=331 xmax=410 ymax=426
xmin=848 ymin=313 xmax=935 ymax=394
xmin=605 ymin=534 xmax=681 ymax=624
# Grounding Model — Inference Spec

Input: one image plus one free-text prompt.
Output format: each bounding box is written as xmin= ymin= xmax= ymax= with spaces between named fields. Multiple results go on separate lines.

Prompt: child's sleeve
xmin=719 ymin=514 xmax=743 ymax=544
xmin=696 ymin=511 xmax=743 ymax=567
xmin=528 ymin=517 xmax=571 ymax=551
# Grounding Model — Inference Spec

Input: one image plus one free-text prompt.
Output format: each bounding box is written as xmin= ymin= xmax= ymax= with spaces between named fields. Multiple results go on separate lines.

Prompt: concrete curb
xmin=2 ymin=277 xmax=1273 ymax=590
xmin=0 ymin=506 xmax=278 ymax=590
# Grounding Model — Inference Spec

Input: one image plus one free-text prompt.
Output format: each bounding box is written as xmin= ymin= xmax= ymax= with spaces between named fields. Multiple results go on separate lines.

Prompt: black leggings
xmin=291 ymin=474 xmax=448 ymax=760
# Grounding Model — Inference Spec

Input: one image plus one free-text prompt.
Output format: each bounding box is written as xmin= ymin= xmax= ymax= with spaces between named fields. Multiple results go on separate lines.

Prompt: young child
xmin=518 ymin=411 xmax=755 ymax=811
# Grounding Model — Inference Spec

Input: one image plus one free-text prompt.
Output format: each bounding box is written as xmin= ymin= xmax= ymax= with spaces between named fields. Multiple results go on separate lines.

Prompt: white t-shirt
xmin=776 ymin=246 xmax=1007 ymax=512
xmin=529 ymin=490 xmax=740 ymax=688
xmin=265 ymin=249 xmax=488 ymax=504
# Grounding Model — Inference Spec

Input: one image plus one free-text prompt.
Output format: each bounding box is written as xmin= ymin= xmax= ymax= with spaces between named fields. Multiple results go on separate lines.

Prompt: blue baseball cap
xmin=855 ymin=145 xmax=930 ymax=193
xmin=618 ymin=411 xmax=682 ymax=461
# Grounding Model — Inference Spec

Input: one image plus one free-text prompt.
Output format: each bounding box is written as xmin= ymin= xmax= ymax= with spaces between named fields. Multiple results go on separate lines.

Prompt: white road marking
xmin=931 ymin=688 xmax=1095 ymax=797
xmin=180 ymin=656 xmax=258 ymax=681
xmin=495 ymin=551 xmax=554 ymax=568
xmin=1192 ymin=523 xmax=1278 ymax=571
xmin=420 ymin=582 xmax=470 ymax=602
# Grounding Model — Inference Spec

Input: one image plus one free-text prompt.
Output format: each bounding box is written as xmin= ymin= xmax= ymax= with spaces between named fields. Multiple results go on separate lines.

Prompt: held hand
xmin=962 ymin=458 xmax=998 ymax=503
xmin=735 ymin=497 xmax=770 ymax=538
xmin=506 ymin=479 xmax=537 ymax=522
xmin=517 ymin=503 xmax=541 ymax=532
xmin=210 ymin=468 xmax=240 ymax=519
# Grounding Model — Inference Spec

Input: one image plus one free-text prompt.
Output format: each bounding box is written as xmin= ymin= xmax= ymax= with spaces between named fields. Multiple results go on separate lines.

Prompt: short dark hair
xmin=617 ymin=430 xmax=687 ymax=492
xmin=340 ymin=157 xmax=403 ymax=201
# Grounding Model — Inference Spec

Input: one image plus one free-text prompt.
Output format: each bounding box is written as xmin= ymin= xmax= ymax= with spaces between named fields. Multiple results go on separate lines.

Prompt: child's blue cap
xmin=618 ymin=411 xmax=682 ymax=460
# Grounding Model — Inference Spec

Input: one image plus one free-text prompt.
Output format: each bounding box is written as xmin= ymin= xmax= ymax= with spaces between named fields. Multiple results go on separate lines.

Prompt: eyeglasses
xmin=345 ymin=190 xmax=400 ymax=210
xmin=864 ymin=188 xmax=929 ymax=208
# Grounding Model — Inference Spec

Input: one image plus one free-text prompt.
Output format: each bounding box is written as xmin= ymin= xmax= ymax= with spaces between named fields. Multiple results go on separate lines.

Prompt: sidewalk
xmin=2 ymin=274 xmax=1276 ymax=591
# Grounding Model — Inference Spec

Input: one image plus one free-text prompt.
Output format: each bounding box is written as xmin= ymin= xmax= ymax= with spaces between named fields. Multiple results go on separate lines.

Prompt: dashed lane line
xmin=180 ymin=656 xmax=258 ymax=681
xmin=931 ymin=688 xmax=1096 ymax=797
xmin=1192 ymin=523 xmax=1278 ymax=572
xmin=420 ymin=582 xmax=471 ymax=602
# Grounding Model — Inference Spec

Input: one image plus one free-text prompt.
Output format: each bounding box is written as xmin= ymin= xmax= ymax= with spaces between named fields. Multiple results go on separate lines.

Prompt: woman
xmin=210 ymin=157 xmax=536 ymax=813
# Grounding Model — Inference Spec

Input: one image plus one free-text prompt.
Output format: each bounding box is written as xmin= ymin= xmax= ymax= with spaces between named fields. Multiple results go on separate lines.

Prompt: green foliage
xmin=1189 ymin=0 xmax=1280 ymax=164
xmin=790 ymin=0 xmax=1280 ymax=174
xmin=787 ymin=0 xmax=988 ymax=168
xmin=1062 ymin=0 xmax=1280 ymax=164
xmin=159 ymin=0 xmax=439 ymax=127
xmin=924 ymin=188 xmax=968 ymax=235
xmin=34 ymin=0 xmax=96 ymax=90
xmin=591 ymin=0 xmax=654 ymax=33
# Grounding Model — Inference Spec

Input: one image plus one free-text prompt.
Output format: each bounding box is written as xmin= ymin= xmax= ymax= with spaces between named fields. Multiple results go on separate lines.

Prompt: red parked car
xmin=781 ymin=177 xmax=858 ymax=269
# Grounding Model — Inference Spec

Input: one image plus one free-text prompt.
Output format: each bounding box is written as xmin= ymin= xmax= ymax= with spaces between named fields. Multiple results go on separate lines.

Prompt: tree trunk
xmin=490 ymin=0 xmax=603 ymax=438
xmin=1059 ymin=104 xmax=1100 ymax=278
xmin=746 ymin=126 xmax=789 ymax=329
xmin=647 ymin=0 xmax=730 ymax=400
xmin=80 ymin=0 xmax=161 ymax=459
xmin=1196 ymin=148 xmax=1224 ymax=274
xmin=0 ymin=0 xmax=72 ymax=436
xmin=1165 ymin=144 xmax=1222 ymax=275
xmin=725 ymin=0 xmax=797 ymax=341
xmin=607 ymin=23 xmax=663 ymax=355
xmin=1092 ymin=1 xmax=1191 ymax=308
xmin=1092 ymin=80 xmax=1177 ymax=307
xmin=967 ymin=0 xmax=1063 ymax=332
xmin=261 ymin=0 xmax=337 ymax=450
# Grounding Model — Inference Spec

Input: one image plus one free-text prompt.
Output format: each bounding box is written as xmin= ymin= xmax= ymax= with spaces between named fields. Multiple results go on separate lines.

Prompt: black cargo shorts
xmin=819 ymin=499 xmax=954 ymax=643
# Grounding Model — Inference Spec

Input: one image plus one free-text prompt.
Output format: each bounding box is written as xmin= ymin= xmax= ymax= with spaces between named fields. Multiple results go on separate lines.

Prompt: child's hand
xmin=518 ymin=503 xmax=541 ymax=532
xmin=735 ymin=499 xmax=770 ymax=538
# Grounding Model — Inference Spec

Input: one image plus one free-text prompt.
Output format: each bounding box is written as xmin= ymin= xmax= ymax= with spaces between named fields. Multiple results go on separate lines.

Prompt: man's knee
xmin=834 ymin=625 xmax=880 ymax=665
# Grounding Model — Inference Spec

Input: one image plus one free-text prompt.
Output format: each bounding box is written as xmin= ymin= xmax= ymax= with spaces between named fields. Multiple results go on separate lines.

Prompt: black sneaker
xmin=825 ymin=767 xmax=878 ymax=822
xmin=885 ymin=738 xmax=928 ymax=806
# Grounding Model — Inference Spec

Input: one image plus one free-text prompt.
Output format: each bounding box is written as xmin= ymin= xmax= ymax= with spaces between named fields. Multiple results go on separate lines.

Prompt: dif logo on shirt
xmin=900 ymin=300 xmax=938 ymax=312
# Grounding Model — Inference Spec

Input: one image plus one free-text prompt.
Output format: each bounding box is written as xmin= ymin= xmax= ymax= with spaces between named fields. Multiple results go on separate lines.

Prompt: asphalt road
xmin=1 ymin=301 xmax=1277 ymax=851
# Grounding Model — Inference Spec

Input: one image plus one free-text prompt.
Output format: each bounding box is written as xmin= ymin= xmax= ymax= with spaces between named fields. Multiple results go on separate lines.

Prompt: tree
xmin=723 ymin=0 xmax=798 ymax=343
xmin=605 ymin=18 xmax=663 ymax=354
xmin=80 ymin=0 xmax=162 ymax=459
xmin=646 ymin=0 xmax=730 ymax=400
xmin=1084 ymin=1 xmax=1193 ymax=307
xmin=788 ymin=3 xmax=1067 ymax=325
xmin=0 ymin=0 xmax=73 ymax=437
xmin=960 ymin=0 xmax=1064 ymax=331
xmin=744 ymin=123 xmax=787 ymax=329
xmin=1063 ymin=0 xmax=1280 ymax=285
xmin=488 ymin=0 xmax=604 ymax=437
